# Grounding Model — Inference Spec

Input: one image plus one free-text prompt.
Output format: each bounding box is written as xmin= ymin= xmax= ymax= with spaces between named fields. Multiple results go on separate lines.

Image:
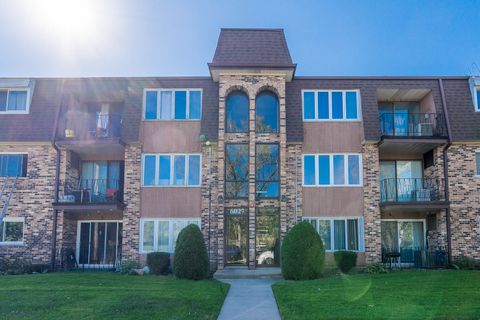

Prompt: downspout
xmin=438 ymin=78 xmax=452 ymax=265
xmin=50 ymin=80 xmax=65 ymax=271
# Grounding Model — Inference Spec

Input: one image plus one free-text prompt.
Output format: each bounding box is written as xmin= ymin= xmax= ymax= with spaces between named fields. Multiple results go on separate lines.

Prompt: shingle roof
xmin=209 ymin=28 xmax=296 ymax=68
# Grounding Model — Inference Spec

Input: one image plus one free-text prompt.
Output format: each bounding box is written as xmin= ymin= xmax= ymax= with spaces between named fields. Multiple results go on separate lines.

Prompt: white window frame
xmin=302 ymin=153 xmax=363 ymax=187
xmin=475 ymin=87 xmax=480 ymax=112
xmin=301 ymin=89 xmax=362 ymax=122
xmin=142 ymin=88 xmax=203 ymax=121
xmin=139 ymin=218 xmax=201 ymax=253
xmin=0 ymin=217 xmax=25 ymax=245
xmin=303 ymin=216 xmax=365 ymax=252
xmin=141 ymin=153 xmax=202 ymax=187
xmin=0 ymin=152 xmax=28 ymax=177
xmin=75 ymin=220 xmax=122 ymax=267
xmin=0 ymin=88 xmax=31 ymax=114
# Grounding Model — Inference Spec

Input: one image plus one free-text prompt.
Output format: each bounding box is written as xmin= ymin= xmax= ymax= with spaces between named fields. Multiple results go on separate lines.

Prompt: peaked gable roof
xmin=209 ymin=28 xmax=296 ymax=68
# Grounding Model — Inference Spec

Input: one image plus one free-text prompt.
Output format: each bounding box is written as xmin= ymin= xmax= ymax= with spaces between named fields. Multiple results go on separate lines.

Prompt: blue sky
xmin=0 ymin=0 xmax=479 ymax=77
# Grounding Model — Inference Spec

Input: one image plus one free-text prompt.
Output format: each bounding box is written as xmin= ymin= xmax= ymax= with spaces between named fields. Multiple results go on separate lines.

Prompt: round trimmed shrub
xmin=334 ymin=250 xmax=357 ymax=273
xmin=147 ymin=252 xmax=171 ymax=275
xmin=173 ymin=224 xmax=209 ymax=280
xmin=281 ymin=221 xmax=325 ymax=280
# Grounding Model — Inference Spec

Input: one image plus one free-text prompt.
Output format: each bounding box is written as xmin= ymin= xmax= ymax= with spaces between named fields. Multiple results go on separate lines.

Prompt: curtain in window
xmin=160 ymin=91 xmax=172 ymax=120
xmin=7 ymin=91 xmax=27 ymax=111
xmin=319 ymin=220 xmax=331 ymax=250
xmin=333 ymin=220 xmax=346 ymax=250
xmin=347 ymin=219 xmax=358 ymax=250
xmin=381 ymin=221 xmax=399 ymax=256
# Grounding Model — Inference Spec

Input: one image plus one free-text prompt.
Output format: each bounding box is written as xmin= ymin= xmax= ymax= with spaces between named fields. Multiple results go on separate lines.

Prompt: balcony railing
xmin=57 ymin=178 xmax=123 ymax=204
xmin=59 ymin=112 xmax=122 ymax=140
xmin=379 ymin=112 xmax=447 ymax=137
xmin=380 ymin=178 xmax=446 ymax=203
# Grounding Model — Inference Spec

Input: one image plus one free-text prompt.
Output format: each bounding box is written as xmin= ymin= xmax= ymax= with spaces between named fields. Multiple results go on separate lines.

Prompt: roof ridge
xmin=220 ymin=28 xmax=284 ymax=32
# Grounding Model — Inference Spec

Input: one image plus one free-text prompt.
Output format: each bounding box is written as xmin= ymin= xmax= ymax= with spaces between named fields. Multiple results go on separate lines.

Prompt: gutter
xmin=50 ymin=80 xmax=66 ymax=271
xmin=438 ymin=78 xmax=453 ymax=265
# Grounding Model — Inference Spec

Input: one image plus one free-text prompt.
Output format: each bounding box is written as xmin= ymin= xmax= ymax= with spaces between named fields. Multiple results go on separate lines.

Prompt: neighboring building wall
xmin=447 ymin=144 xmax=480 ymax=260
xmin=0 ymin=144 xmax=57 ymax=263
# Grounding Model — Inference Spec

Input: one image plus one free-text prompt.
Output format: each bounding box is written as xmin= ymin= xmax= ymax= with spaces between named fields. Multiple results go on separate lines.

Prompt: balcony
xmin=379 ymin=178 xmax=449 ymax=212
xmin=56 ymin=112 xmax=125 ymax=157
xmin=378 ymin=112 xmax=448 ymax=154
xmin=53 ymin=178 xmax=124 ymax=212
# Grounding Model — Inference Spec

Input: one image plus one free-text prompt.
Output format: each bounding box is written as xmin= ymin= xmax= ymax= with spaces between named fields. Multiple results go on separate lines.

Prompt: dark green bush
xmin=147 ymin=252 xmax=171 ymax=275
xmin=0 ymin=258 xmax=50 ymax=275
xmin=365 ymin=263 xmax=387 ymax=274
xmin=281 ymin=221 xmax=325 ymax=280
xmin=119 ymin=260 xmax=139 ymax=275
xmin=454 ymin=256 xmax=479 ymax=270
xmin=173 ymin=224 xmax=209 ymax=280
xmin=334 ymin=251 xmax=357 ymax=273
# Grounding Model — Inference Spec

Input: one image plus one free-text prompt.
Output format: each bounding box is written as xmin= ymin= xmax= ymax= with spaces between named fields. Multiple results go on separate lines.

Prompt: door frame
xmin=255 ymin=207 xmax=281 ymax=268
xmin=75 ymin=220 xmax=123 ymax=267
xmin=224 ymin=208 xmax=249 ymax=266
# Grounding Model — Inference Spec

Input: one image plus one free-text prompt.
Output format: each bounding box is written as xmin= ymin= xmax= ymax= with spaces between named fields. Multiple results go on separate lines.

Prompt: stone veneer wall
xmin=121 ymin=143 xmax=142 ymax=261
xmin=362 ymin=143 xmax=382 ymax=263
xmin=447 ymin=144 xmax=480 ymax=260
xmin=0 ymin=144 xmax=57 ymax=263
xmin=206 ymin=74 xmax=288 ymax=269
xmin=285 ymin=144 xmax=303 ymax=230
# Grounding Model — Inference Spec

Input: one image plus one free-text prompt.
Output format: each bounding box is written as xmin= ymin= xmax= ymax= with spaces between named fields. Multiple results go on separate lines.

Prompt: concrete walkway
xmin=217 ymin=279 xmax=281 ymax=320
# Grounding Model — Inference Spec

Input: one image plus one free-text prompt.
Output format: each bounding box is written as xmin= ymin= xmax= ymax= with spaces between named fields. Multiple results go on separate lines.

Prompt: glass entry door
xmin=256 ymin=208 xmax=280 ymax=266
xmin=78 ymin=221 xmax=122 ymax=266
xmin=225 ymin=209 xmax=248 ymax=265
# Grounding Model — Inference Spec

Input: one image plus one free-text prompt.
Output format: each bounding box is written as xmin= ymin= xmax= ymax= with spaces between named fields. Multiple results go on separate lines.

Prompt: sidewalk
xmin=217 ymin=279 xmax=281 ymax=320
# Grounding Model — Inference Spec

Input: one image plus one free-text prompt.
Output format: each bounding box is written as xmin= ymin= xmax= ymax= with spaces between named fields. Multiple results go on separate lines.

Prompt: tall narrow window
xmin=256 ymin=144 xmax=279 ymax=198
xmin=226 ymin=91 xmax=249 ymax=133
xmin=145 ymin=91 xmax=157 ymax=120
xmin=318 ymin=92 xmax=329 ymax=119
xmin=256 ymin=91 xmax=279 ymax=133
xmin=225 ymin=144 xmax=249 ymax=198
xmin=303 ymin=91 xmax=315 ymax=120
xmin=174 ymin=91 xmax=187 ymax=120
xmin=303 ymin=155 xmax=315 ymax=185
xmin=476 ymin=152 xmax=480 ymax=176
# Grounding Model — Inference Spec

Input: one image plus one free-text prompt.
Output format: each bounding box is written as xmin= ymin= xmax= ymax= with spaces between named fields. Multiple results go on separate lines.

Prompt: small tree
xmin=281 ymin=221 xmax=325 ymax=280
xmin=173 ymin=224 xmax=209 ymax=280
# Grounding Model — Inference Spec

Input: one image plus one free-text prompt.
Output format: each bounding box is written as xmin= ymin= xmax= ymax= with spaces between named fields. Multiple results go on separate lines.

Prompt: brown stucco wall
xmin=141 ymin=188 xmax=201 ymax=218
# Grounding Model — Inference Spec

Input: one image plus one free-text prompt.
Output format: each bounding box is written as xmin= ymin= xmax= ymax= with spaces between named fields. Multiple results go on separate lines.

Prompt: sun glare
xmin=29 ymin=0 xmax=100 ymax=42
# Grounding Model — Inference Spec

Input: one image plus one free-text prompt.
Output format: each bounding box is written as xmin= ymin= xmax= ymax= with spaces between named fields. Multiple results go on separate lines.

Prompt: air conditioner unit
xmin=412 ymin=189 xmax=431 ymax=201
xmin=418 ymin=123 xmax=433 ymax=136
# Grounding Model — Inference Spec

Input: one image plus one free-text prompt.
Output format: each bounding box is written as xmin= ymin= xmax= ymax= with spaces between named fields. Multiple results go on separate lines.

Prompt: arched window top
xmin=255 ymin=91 xmax=279 ymax=133
xmin=226 ymin=90 xmax=249 ymax=133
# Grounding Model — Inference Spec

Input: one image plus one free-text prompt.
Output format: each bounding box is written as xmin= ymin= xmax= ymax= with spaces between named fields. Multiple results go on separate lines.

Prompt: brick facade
xmin=0 ymin=144 xmax=57 ymax=263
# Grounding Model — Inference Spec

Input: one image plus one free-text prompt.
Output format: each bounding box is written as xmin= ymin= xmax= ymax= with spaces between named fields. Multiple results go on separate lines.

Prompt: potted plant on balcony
xmin=64 ymin=128 xmax=75 ymax=138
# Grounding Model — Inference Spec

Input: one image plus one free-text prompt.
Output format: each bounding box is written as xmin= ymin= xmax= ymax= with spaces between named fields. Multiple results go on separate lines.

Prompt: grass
xmin=273 ymin=270 xmax=480 ymax=320
xmin=0 ymin=272 xmax=229 ymax=320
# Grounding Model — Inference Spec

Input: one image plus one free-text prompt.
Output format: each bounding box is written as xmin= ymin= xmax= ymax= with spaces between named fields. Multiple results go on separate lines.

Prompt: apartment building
xmin=0 ymin=28 xmax=479 ymax=270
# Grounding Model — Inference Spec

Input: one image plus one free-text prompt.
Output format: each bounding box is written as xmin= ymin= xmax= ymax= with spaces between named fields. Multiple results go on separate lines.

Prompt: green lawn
xmin=273 ymin=270 xmax=480 ymax=320
xmin=0 ymin=272 xmax=229 ymax=320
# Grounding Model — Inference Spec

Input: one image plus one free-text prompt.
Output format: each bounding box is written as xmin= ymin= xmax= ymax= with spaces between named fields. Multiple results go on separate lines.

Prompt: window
xmin=0 ymin=218 xmax=24 ymax=244
xmin=476 ymin=152 xmax=480 ymax=176
xmin=225 ymin=144 xmax=249 ymax=198
xmin=303 ymin=154 xmax=362 ymax=186
xmin=256 ymin=91 xmax=279 ymax=133
xmin=0 ymin=89 xmax=29 ymax=113
xmin=143 ymin=89 xmax=202 ymax=120
xmin=303 ymin=217 xmax=364 ymax=252
xmin=476 ymin=88 xmax=480 ymax=112
xmin=141 ymin=154 xmax=201 ymax=187
xmin=0 ymin=154 xmax=27 ymax=177
xmin=140 ymin=219 xmax=200 ymax=253
xmin=226 ymin=91 xmax=249 ymax=133
xmin=256 ymin=144 xmax=279 ymax=198
xmin=302 ymin=90 xmax=360 ymax=121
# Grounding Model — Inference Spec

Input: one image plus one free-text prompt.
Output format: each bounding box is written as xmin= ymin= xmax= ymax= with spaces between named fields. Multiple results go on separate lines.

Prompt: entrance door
xmin=381 ymin=220 xmax=425 ymax=264
xmin=78 ymin=221 xmax=122 ymax=266
xmin=256 ymin=208 xmax=280 ymax=266
xmin=225 ymin=209 xmax=248 ymax=265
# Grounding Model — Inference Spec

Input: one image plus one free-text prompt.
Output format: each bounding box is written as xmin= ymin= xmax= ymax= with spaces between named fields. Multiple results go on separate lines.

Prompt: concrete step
xmin=213 ymin=266 xmax=283 ymax=280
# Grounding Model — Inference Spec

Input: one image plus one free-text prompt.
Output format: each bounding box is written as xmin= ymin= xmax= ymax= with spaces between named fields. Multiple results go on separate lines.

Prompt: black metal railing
xmin=57 ymin=178 xmax=124 ymax=204
xmin=379 ymin=112 xmax=447 ymax=137
xmin=382 ymin=247 xmax=448 ymax=268
xmin=380 ymin=178 xmax=446 ymax=203
xmin=59 ymin=112 xmax=122 ymax=140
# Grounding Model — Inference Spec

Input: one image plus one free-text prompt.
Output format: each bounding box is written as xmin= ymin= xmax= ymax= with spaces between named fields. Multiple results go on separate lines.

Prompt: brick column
xmin=362 ymin=143 xmax=382 ymax=264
